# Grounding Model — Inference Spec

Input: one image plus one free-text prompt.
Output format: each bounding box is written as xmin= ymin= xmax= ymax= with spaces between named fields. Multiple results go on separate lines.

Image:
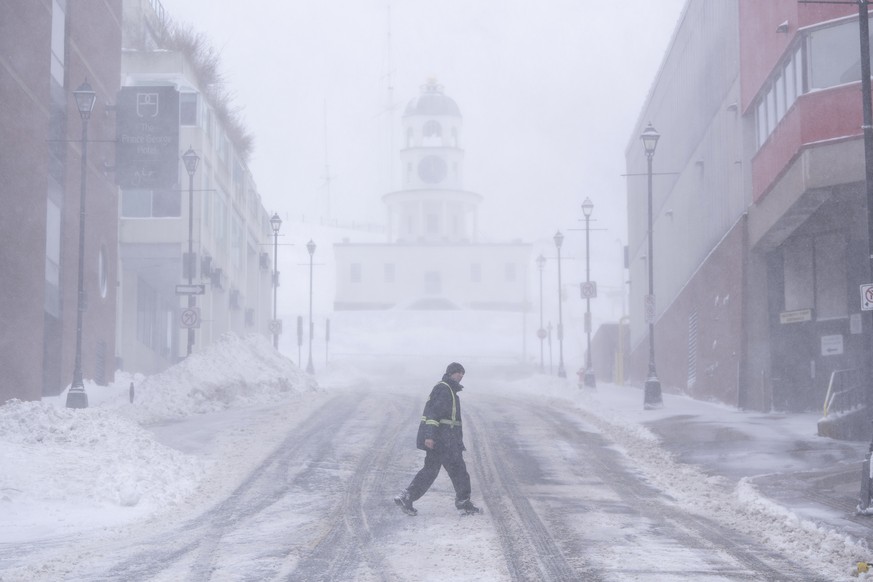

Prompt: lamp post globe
xmin=641 ymin=123 xmax=663 ymax=409
xmin=581 ymin=197 xmax=596 ymax=389
xmin=553 ymin=230 xmax=566 ymax=378
xmin=270 ymin=213 xmax=282 ymax=349
xmin=306 ymin=239 xmax=316 ymax=374
xmin=181 ymin=146 xmax=199 ymax=358
xmin=66 ymin=80 xmax=97 ymax=409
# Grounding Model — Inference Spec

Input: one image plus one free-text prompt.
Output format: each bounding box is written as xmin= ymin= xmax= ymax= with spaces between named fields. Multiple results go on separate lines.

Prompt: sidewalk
xmin=634 ymin=393 xmax=873 ymax=545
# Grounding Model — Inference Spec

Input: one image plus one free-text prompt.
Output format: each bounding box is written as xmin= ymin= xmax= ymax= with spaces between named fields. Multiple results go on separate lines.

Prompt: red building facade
xmin=0 ymin=1 xmax=122 ymax=402
xmin=627 ymin=0 xmax=873 ymax=422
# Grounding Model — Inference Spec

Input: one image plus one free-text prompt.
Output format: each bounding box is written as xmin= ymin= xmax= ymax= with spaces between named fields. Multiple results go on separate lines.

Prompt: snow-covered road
xmin=8 ymin=381 xmax=833 ymax=581
xmin=2 ymin=319 xmax=868 ymax=581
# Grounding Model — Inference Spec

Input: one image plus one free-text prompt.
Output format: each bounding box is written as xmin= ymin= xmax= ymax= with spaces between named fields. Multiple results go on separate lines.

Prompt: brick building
xmin=626 ymin=0 xmax=873 ymax=423
xmin=0 ymin=0 xmax=122 ymax=402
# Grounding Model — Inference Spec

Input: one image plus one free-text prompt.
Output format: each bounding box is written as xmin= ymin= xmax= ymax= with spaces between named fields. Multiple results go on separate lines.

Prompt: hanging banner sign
xmin=115 ymin=86 xmax=180 ymax=189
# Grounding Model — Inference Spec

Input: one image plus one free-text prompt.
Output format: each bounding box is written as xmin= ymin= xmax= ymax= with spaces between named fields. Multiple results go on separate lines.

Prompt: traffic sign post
xmin=580 ymin=281 xmax=597 ymax=299
xmin=175 ymin=284 xmax=206 ymax=295
xmin=180 ymin=307 xmax=200 ymax=329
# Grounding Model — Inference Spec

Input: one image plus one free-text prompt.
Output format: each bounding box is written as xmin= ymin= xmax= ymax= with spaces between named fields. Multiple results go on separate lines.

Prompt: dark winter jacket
xmin=415 ymin=374 xmax=465 ymax=451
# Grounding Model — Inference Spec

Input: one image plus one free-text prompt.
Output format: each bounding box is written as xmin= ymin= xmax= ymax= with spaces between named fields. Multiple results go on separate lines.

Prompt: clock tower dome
xmin=383 ymin=79 xmax=481 ymax=243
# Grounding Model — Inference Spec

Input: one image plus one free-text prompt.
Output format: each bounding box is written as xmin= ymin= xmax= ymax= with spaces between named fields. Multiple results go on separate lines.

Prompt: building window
xmin=471 ymin=263 xmax=481 ymax=283
xmin=351 ymin=263 xmax=362 ymax=283
xmin=425 ymin=271 xmax=441 ymax=294
xmin=784 ymin=237 xmax=813 ymax=311
xmin=180 ymin=93 xmax=198 ymax=126
xmin=426 ymin=213 xmax=439 ymax=235
xmin=233 ymin=158 xmax=245 ymax=204
xmin=754 ymin=41 xmax=806 ymax=150
xmin=136 ymin=277 xmax=157 ymax=348
xmin=775 ymin=69 xmax=786 ymax=124
xmin=808 ymin=17 xmax=870 ymax=90
xmin=98 ymin=245 xmax=108 ymax=299
xmin=407 ymin=127 xmax=414 ymax=147
xmin=50 ymin=0 xmax=65 ymax=85
xmin=203 ymin=172 xmax=212 ymax=229
xmin=423 ymin=120 xmax=442 ymax=146
xmin=121 ymin=189 xmax=180 ymax=218
xmin=384 ymin=263 xmax=395 ymax=283
xmin=44 ymin=200 xmax=61 ymax=316
xmin=783 ymin=233 xmax=847 ymax=319
xmin=814 ymin=233 xmax=847 ymax=319
xmin=505 ymin=263 xmax=517 ymax=282
xmin=218 ymin=133 xmax=229 ymax=166
xmin=136 ymin=278 xmax=172 ymax=355
xmin=205 ymin=108 xmax=214 ymax=141
xmin=756 ymin=99 xmax=766 ymax=149
xmin=215 ymin=192 xmax=228 ymax=249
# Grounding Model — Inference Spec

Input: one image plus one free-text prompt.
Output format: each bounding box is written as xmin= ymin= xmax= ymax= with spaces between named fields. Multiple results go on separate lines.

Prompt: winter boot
xmin=455 ymin=498 xmax=481 ymax=515
xmin=394 ymin=490 xmax=417 ymax=516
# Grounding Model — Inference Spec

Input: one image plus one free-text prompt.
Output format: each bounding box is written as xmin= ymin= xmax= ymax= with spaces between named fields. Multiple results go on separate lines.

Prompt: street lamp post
xmin=270 ymin=213 xmax=282 ymax=349
xmin=641 ymin=123 xmax=663 ymax=409
xmin=66 ymin=80 xmax=97 ymax=409
xmin=547 ymin=321 xmax=553 ymax=374
xmin=536 ymin=254 xmax=546 ymax=372
xmin=181 ymin=146 xmax=200 ymax=357
xmin=554 ymin=231 xmax=566 ymax=378
xmin=581 ymin=197 xmax=596 ymax=388
xmin=306 ymin=239 xmax=316 ymax=374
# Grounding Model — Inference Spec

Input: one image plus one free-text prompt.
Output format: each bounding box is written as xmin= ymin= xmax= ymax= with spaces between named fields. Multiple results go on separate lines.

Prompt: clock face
xmin=417 ymin=155 xmax=447 ymax=184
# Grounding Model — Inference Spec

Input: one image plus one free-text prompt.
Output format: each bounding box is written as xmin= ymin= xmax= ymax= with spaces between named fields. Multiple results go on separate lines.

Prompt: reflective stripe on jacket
xmin=416 ymin=377 xmax=465 ymax=451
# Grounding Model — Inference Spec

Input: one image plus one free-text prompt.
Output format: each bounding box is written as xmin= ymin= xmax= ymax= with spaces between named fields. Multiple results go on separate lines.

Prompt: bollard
xmin=129 ymin=381 xmax=135 ymax=404
xmin=858 ymin=421 xmax=873 ymax=515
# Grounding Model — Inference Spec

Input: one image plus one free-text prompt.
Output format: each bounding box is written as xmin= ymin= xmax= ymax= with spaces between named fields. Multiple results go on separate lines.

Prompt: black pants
xmin=407 ymin=446 xmax=471 ymax=503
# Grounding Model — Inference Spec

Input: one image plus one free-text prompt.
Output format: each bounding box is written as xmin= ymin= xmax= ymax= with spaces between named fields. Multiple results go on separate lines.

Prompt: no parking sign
xmin=861 ymin=284 xmax=873 ymax=311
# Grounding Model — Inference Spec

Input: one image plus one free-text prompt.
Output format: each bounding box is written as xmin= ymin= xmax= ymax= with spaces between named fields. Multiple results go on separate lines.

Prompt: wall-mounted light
xmin=776 ymin=20 xmax=789 ymax=33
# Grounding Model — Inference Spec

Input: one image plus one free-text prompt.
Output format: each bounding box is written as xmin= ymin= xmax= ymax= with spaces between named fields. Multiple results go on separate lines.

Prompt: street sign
xmin=821 ymin=334 xmax=844 ymax=356
xmin=861 ymin=283 xmax=873 ymax=311
xmin=580 ymin=281 xmax=597 ymax=299
xmin=180 ymin=307 xmax=200 ymax=329
xmin=269 ymin=319 xmax=282 ymax=334
xmin=175 ymin=284 xmax=206 ymax=295
xmin=536 ymin=328 xmax=547 ymax=339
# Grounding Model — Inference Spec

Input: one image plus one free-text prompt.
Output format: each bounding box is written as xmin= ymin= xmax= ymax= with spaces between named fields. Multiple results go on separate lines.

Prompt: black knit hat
xmin=446 ymin=362 xmax=465 ymax=376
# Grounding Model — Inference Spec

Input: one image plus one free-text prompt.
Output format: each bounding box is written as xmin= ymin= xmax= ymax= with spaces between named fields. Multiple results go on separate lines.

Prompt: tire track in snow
xmin=465 ymin=402 xmax=601 ymax=581
xmin=92 ymin=392 xmax=362 ymax=580
xmin=285 ymin=393 xmax=413 ymax=581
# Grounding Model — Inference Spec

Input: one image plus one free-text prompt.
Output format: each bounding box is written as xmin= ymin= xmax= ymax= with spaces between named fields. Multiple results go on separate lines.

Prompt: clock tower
xmin=335 ymin=78 xmax=530 ymax=311
xmin=383 ymin=79 xmax=481 ymax=243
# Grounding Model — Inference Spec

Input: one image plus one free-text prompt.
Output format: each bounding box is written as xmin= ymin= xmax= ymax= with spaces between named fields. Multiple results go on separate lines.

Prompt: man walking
xmin=394 ymin=362 xmax=481 ymax=516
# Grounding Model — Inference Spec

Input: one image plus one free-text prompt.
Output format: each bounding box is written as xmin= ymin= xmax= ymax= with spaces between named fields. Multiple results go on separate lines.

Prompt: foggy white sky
xmin=158 ymin=0 xmax=687 ymax=247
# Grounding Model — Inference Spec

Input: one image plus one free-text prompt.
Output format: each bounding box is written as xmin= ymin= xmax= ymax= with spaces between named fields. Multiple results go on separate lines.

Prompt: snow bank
xmin=110 ymin=333 xmax=318 ymax=424
xmin=0 ymin=332 xmax=314 ymax=543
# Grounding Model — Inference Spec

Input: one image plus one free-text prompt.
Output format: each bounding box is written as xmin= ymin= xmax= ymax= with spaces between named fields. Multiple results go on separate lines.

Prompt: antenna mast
xmin=320 ymin=99 xmax=335 ymax=220
xmin=385 ymin=5 xmax=395 ymax=191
